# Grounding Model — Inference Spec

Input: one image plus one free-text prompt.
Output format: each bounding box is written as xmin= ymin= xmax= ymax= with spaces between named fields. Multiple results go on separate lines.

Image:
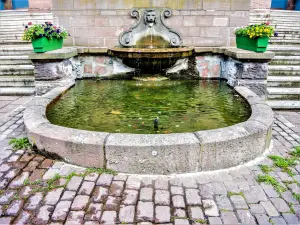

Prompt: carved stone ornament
xmin=119 ymin=8 xmax=182 ymax=48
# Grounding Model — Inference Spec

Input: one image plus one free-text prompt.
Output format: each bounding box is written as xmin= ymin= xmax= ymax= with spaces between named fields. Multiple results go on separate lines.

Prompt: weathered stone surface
xmin=236 ymin=209 xmax=256 ymax=224
xmin=6 ymin=200 xmax=24 ymax=216
xmin=189 ymin=206 xmax=204 ymax=220
xmin=61 ymin=191 xmax=76 ymax=201
xmin=202 ymin=199 xmax=219 ymax=216
xmin=123 ymin=189 xmax=138 ymax=205
xmin=140 ymin=187 xmax=153 ymax=201
xmin=137 ymin=201 xmax=154 ymax=221
xmin=172 ymin=195 xmax=185 ymax=208
xmin=96 ymin=174 xmax=113 ymax=187
xmin=35 ymin=205 xmax=54 ymax=225
xmin=270 ymin=198 xmax=290 ymax=213
xmin=230 ymin=195 xmax=248 ymax=209
xmin=221 ymin=211 xmax=239 ymax=224
xmin=155 ymin=190 xmax=170 ymax=205
xmin=119 ymin=205 xmax=135 ymax=223
xmin=260 ymin=201 xmax=280 ymax=217
xmin=52 ymin=201 xmax=72 ymax=221
xmin=101 ymin=211 xmax=116 ymax=224
xmin=186 ymin=189 xmax=201 ymax=205
xmin=44 ymin=188 xmax=63 ymax=205
xmin=79 ymin=181 xmax=95 ymax=195
xmin=109 ymin=181 xmax=124 ymax=197
xmin=71 ymin=195 xmax=90 ymax=210
xmin=216 ymin=195 xmax=233 ymax=211
xmin=67 ymin=176 xmax=83 ymax=191
xmin=65 ymin=211 xmax=85 ymax=225
xmin=92 ymin=186 xmax=108 ymax=203
xmin=155 ymin=206 xmax=171 ymax=223
xmin=25 ymin=192 xmax=43 ymax=210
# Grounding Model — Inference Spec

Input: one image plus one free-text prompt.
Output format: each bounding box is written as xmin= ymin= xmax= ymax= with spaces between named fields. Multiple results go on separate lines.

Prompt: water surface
xmin=47 ymin=80 xmax=251 ymax=134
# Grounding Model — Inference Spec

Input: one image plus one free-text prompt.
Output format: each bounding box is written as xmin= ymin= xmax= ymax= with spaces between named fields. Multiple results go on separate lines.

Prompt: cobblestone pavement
xmin=0 ymin=98 xmax=300 ymax=225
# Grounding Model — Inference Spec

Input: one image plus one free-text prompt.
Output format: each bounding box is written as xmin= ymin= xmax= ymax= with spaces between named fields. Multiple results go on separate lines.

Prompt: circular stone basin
xmin=24 ymin=81 xmax=273 ymax=175
xmin=107 ymin=47 xmax=194 ymax=59
xmin=46 ymin=80 xmax=251 ymax=134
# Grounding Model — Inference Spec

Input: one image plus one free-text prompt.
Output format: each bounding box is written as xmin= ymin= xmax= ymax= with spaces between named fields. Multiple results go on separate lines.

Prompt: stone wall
xmin=39 ymin=0 xmax=252 ymax=47
xmin=250 ymin=0 xmax=272 ymax=9
xmin=29 ymin=0 xmax=52 ymax=11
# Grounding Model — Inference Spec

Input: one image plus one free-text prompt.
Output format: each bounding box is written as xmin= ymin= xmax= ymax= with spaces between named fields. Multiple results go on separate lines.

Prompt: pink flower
xmin=265 ymin=21 xmax=270 ymax=26
xmin=28 ymin=22 xmax=32 ymax=25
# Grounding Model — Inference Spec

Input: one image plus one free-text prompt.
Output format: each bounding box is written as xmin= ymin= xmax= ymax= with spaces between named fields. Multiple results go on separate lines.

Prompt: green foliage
xmin=268 ymin=155 xmax=296 ymax=169
xmin=23 ymin=22 xmax=69 ymax=41
xmin=228 ymin=191 xmax=244 ymax=197
xmin=235 ymin=23 xmax=274 ymax=39
xmin=85 ymin=167 xmax=117 ymax=176
xmin=9 ymin=137 xmax=31 ymax=150
xmin=257 ymin=174 xmax=286 ymax=193
xmin=289 ymin=203 xmax=295 ymax=214
xmin=259 ymin=164 xmax=273 ymax=173
xmin=293 ymin=193 xmax=300 ymax=201
xmin=290 ymin=147 xmax=300 ymax=158
xmin=194 ymin=219 xmax=207 ymax=224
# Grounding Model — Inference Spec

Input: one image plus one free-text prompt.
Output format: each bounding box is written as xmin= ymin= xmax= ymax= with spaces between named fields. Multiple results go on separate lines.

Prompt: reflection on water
xmin=47 ymin=80 xmax=251 ymax=134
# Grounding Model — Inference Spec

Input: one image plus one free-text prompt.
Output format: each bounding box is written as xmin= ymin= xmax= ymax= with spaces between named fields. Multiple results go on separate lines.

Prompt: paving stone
xmin=155 ymin=190 xmax=170 ymax=205
xmin=249 ymin=204 xmax=266 ymax=214
xmin=236 ymin=209 xmax=256 ymax=224
xmin=171 ymin=186 xmax=183 ymax=195
xmin=174 ymin=219 xmax=189 ymax=225
xmin=44 ymin=188 xmax=63 ymax=205
xmin=137 ymin=201 xmax=154 ymax=221
xmin=208 ymin=217 xmax=222 ymax=225
xmin=202 ymin=199 xmax=219 ymax=216
xmin=19 ymin=186 xmax=32 ymax=199
xmin=52 ymin=201 xmax=71 ymax=221
xmin=155 ymin=178 xmax=169 ymax=190
xmin=19 ymin=153 xmax=35 ymax=162
xmin=25 ymin=192 xmax=43 ymax=210
xmin=92 ymin=186 xmax=108 ymax=203
xmin=43 ymin=169 xmax=59 ymax=180
xmin=199 ymin=184 xmax=214 ymax=199
xmin=9 ymin=172 xmax=29 ymax=188
xmin=209 ymin=182 xmax=227 ymax=195
xmin=101 ymin=211 xmax=117 ymax=224
xmin=7 ymin=154 xmax=20 ymax=162
xmin=186 ymin=189 xmax=201 ymax=205
xmin=123 ymin=189 xmax=138 ymax=205
xmin=113 ymin=174 xmax=128 ymax=181
xmin=221 ymin=211 xmax=239 ymax=225
xmin=5 ymin=168 xmax=19 ymax=180
xmin=108 ymin=181 xmax=124 ymax=197
xmin=174 ymin=208 xmax=186 ymax=217
xmin=126 ymin=176 xmax=141 ymax=190
xmin=255 ymin=213 xmax=272 ymax=225
xmin=287 ymin=183 xmax=300 ymax=195
xmin=181 ymin=177 xmax=198 ymax=188
xmin=270 ymin=217 xmax=288 ymax=225
xmin=0 ymin=190 xmax=15 ymax=204
xmin=261 ymin=201 xmax=280 ymax=217
xmin=66 ymin=176 xmax=83 ymax=191
xmin=172 ymin=195 xmax=185 ymax=208
xmin=71 ymin=195 xmax=89 ymax=210
xmin=278 ymin=172 xmax=294 ymax=182
xmin=140 ymin=187 xmax=153 ymax=201
xmin=84 ymin=222 xmax=100 ymax=225
xmin=270 ymin=198 xmax=290 ymax=213
xmin=13 ymin=210 xmax=31 ymax=225
xmin=261 ymin=183 xmax=279 ymax=198
xmin=35 ymin=205 xmax=54 ymax=225
xmin=189 ymin=206 xmax=204 ymax=220
xmin=61 ymin=191 xmax=76 ymax=201
xmin=5 ymin=200 xmax=24 ymax=216
xmin=23 ymin=160 xmax=39 ymax=172
xmin=216 ymin=195 xmax=233 ymax=211
xmin=230 ymin=195 xmax=248 ymax=209
xmin=119 ymin=205 xmax=135 ymax=223
xmin=79 ymin=181 xmax=95 ymax=195
xmin=281 ymin=190 xmax=299 ymax=205
xmin=84 ymin=173 xmax=99 ymax=182
xmin=244 ymin=185 xmax=268 ymax=204
xmin=154 ymin=205 xmax=170 ymax=223
xmin=29 ymin=168 xmax=46 ymax=182
xmin=0 ymin=217 xmax=13 ymax=224
xmin=65 ymin=211 xmax=85 ymax=225
xmin=96 ymin=174 xmax=113 ymax=187
xmin=169 ymin=177 xmax=182 ymax=186
xmin=39 ymin=159 xmax=54 ymax=169
xmin=282 ymin=213 xmax=300 ymax=225
xmin=85 ymin=203 xmax=102 ymax=221
xmin=105 ymin=196 xmax=120 ymax=211
xmin=0 ymin=163 xmax=10 ymax=172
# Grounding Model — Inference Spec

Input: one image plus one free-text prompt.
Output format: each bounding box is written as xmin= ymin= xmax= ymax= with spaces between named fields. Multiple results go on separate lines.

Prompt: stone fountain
xmin=108 ymin=8 xmax=198 ymax=79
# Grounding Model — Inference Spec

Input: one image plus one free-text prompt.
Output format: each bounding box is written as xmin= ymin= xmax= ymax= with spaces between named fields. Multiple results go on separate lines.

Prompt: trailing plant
xmin=22 ymin=22 xmax=69 ymax=41
xmin=235 ymin=22 xmax=275 ymax=39
xmin=9 ymin=137 xmax=32 ymax=150
xmin=257 ymin=174 xmax=286 ymax=193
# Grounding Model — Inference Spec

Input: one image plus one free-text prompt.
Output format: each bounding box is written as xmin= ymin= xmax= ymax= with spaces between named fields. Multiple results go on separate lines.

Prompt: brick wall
xmin=30 ymin=0 xmax=256 ymax=47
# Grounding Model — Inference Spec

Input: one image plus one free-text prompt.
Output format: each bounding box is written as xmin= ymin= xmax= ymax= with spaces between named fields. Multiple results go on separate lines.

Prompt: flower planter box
xmin=32 ymin=37 xmax=63 ymax=53
xmin=236 ymin=35 xmax=269 ymax=53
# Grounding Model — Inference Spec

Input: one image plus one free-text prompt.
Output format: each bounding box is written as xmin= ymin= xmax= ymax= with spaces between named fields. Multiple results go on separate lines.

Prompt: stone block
xmin=203 ymin=0 xmax=231 ymax=10
xmin=177 ymin=0 xmax=203 ymax=10
xmin=213 ymin=17 xmax=229 ymax=26
xmin=197 ymin=16 xmax=214 ymax=26
xmin=183 ymin=16 xmax=197 ymax=26
xmin=105 ymin=133 xmax=200 ymax=174
xmin=231 ymin=0 xmax=250 ymax=10
xmin=230 ymin=15 xmax=249 ymax=27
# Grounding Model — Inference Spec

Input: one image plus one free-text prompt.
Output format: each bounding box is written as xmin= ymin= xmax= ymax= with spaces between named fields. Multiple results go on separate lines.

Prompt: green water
xmin=47 ymin=80 xmax=251 ymax=134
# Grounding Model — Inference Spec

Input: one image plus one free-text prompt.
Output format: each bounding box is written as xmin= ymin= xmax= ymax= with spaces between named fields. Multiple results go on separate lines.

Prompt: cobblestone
xmin=155 ymin=205 xmax=170 ymax=223
xmin=155 ymin=190 xmax=170 ymax=205
xmin=119 ymin=205 xmax=135 ymax=223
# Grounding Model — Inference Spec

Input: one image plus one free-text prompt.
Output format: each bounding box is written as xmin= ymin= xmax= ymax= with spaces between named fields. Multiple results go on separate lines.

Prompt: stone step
xmin=270 ymin=61 xmax=300 ymax=66
xmin=0 ymin=65 xmax=34 ymax=75
xmin=268 ymin=45 xmax=300 ymax=51
xmin=269 ymin=40 xmax=300 ymax=45
xmin=0 ymin=87 xmax=35 ymax=96
xmin=269 ymin=65 xmax=300 ymax=71
xmin=268 ymin=87 xmax=300 ymax=95
xmin=266 ymin=100 xmax=300 ymax=109
xmin=267 ymin=94 xmax=300 ymax=100
xmin=0 ymin=55 xmax=31 ymax=65
xmin=0 ymin=35 xmax=23 ymax=40
xmin=0 ymin=16 xmax=53 ymax=21
xmin=0 ymin=76 xmax=35 ymax=87
xmin=0 ymin=40 xmax=29 ymax=45
xmin=267 ymin=76 xmax=300 ymax=87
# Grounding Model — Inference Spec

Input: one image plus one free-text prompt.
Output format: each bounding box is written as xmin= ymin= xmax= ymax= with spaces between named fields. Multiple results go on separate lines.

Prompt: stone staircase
xmin=0 ymin=10 xmax=53 ymax=95
xmin=250 ymin=10 xmax=300 ymax=109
